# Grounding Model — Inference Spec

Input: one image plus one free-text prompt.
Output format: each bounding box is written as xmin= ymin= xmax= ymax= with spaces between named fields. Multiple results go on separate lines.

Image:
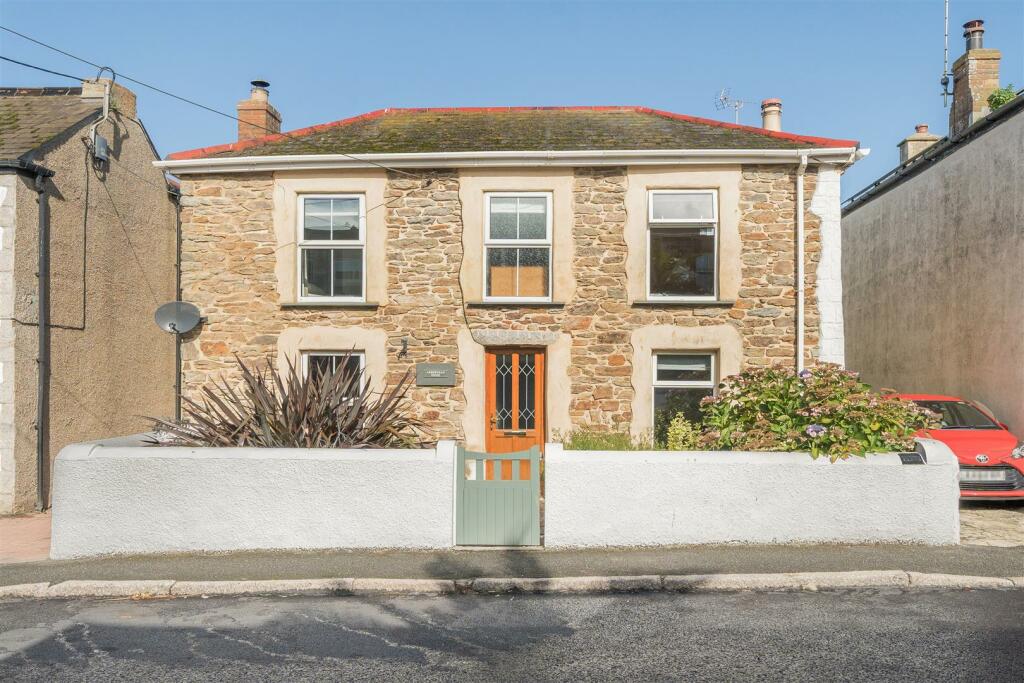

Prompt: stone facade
xmin=178 ymin=164 xmax=830 ymax=443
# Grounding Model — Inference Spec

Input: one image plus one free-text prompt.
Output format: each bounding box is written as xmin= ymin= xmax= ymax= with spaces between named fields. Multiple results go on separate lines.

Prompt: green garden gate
xmin=456 ymin=446 xmax=541 ymax=546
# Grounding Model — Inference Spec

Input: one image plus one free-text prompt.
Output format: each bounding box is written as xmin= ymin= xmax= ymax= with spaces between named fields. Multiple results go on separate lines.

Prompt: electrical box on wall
xmin=416 ymin=363 xmax=456 ymax=386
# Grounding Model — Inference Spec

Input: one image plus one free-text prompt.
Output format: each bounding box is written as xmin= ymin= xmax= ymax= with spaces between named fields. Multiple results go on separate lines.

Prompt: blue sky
xmin=1 ymin=0 xmax=1021 ymax=198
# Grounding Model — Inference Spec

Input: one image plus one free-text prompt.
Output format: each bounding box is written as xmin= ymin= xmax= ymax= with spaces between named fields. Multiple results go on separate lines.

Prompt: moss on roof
xmin=185 ymin=107 xmax=852 ymax=160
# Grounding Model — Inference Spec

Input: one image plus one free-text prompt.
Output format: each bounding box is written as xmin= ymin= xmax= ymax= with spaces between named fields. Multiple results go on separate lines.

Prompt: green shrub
xmin=988 ymin=84 xmax=1017 ymax=111
xmin=555 ymin=427 xmax=652 ymax=451
xmin=665 ymin=415 xmax=702 ymax=450
xmin=150 ymin=354 xmax=426 ymax=448
xmin=699 ymin=364 xmax=938 ymax=461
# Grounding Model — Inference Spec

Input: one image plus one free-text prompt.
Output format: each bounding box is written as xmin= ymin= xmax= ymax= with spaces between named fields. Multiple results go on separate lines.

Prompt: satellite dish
xmin=154 ymin=301 xmax=201 ymax=334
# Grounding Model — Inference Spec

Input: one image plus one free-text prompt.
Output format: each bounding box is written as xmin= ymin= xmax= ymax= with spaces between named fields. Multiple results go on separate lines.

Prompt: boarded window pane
xmin=302 ymin=249 xmax=332 ymax=296
xmin=649 ymin=228 xmax=715 ymax=297
xmin=486 ymin=248 xmax=518 ymax=297
xmin=517 ymin=248 xmax=549 ymax=297
xmin=656 ymin=354 xmax=712 ymax=382
xmin=332 ymin=248 xmax=363 ymax=297
xmin=652 ymin=192 xmax=715 ymax=221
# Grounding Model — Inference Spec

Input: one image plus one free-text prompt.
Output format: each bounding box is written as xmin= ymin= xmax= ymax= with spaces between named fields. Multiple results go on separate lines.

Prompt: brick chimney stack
xmin=898 ymin=124 xmax=941 ymax=163
xmin=760 ymin=99 xmax=782 ymax=131
xmin=949 ymin=19 xmax=1001 ymax=137
xmin=237 ymin=80 xmax=281 ymax=142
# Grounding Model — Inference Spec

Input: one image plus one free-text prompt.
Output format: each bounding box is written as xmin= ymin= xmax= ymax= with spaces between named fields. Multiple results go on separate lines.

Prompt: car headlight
xmin=1013 ymin=442 xmax=1024 ymax=459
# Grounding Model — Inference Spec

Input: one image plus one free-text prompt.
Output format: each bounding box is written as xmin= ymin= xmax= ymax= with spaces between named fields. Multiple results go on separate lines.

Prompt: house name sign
xmin=416 ymin=363 xmax=457 ymax=386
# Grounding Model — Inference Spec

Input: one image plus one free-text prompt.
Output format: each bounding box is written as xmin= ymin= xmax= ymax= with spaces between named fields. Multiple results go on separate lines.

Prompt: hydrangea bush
xmin=698 ymin=364 xmax=938 ymax=461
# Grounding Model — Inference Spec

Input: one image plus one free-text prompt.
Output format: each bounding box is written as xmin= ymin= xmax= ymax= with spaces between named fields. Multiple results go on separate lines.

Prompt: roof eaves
xmin=843 ymin=91 xmax=1024 ymax=214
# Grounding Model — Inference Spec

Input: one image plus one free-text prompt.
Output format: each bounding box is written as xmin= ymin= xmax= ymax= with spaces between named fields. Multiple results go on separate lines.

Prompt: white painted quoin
xmin=50 ymin=436 xmax=457 ymax=559
xmin=544 ymin=440 xmax=960 ymax=547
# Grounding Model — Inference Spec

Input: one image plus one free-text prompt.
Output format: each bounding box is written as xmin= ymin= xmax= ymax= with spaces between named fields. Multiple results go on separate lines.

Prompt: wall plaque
xmin=416 ymin=363 xmax=457 ymax=386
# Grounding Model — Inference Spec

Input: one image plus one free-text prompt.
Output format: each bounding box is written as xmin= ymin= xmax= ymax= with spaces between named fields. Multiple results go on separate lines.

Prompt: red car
xmin=898 ymin=394 xmax=1024 ymax=500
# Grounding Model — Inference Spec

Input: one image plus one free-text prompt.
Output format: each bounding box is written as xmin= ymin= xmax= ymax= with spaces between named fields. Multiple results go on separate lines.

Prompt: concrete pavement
xmin=2 ymin=590 xmax=1022 ymax=681
xmin=3 ymin=542 xmax=1023 ymax=589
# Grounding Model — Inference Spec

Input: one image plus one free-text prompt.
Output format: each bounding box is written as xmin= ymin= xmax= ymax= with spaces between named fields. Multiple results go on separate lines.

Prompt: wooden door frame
xmin=484 ymin=347 xmax=546 ymax=454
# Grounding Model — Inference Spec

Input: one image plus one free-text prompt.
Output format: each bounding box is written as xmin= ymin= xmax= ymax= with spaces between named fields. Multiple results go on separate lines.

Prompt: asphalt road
xmin=1 ymin=589 xmax=1022 ymax=681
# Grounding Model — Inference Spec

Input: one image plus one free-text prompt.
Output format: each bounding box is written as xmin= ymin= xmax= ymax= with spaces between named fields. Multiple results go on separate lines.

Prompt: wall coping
xmin=545 ymin=438 xmax=956 ymax=468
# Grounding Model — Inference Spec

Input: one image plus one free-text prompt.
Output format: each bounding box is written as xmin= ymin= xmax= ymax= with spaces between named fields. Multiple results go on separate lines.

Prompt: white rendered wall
xmin=50 ymin=437 xmax=456 ymax=558
xmin=0 ymin=176 xmax=17 ymax=514
xmin=544 ymin=440 xmax=959 ymax=547
xmin=810 ymin=164 xmax=845 ymax=365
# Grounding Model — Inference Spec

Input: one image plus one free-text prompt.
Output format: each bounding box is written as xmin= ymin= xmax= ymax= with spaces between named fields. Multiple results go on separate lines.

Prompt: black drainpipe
xmin=171 ymin=185 xmax=182 ymax=421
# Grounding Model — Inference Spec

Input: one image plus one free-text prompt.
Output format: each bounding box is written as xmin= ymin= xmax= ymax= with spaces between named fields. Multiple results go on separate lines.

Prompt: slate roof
xmin=168 ymin=106 xmax=859 ymax=160
xmin=0 ymin=87 xmax=101 ymax=160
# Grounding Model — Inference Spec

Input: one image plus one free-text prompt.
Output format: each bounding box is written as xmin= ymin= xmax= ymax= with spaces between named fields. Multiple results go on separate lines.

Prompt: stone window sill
xmin=631 ymin=299 xmax=736 ymax=308
xmin=280 ymin=302 xmax=381 ymax=310
xmin=466 ymin=301 xmax=567 ymax=309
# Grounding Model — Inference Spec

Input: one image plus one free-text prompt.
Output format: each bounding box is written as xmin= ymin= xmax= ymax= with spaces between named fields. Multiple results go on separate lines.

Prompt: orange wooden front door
xmin=485 ymin=349 xmax=545 ymax=456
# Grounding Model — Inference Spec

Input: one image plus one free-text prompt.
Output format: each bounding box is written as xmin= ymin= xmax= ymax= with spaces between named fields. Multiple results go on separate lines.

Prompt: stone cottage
xmin=158 ymin=84 xmax=860 ymax=452
xmin=1 ymin=81 xmax=177 ymax=513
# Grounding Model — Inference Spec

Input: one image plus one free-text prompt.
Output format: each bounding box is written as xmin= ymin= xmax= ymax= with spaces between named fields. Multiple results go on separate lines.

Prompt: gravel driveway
xmin=960 ymin=501 xmax=1024 ymax=546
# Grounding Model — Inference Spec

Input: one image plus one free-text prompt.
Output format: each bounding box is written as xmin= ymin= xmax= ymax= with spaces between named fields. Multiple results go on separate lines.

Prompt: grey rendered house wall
xmin=2 ymin=110 xmax=177 ymax=514
xmin=841 ymin=111 xmax=1024 ymax=432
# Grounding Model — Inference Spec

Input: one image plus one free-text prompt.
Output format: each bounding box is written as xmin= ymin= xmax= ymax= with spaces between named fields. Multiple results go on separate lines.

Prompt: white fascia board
xmin=155 ymin=147 xmax=859 ymax=174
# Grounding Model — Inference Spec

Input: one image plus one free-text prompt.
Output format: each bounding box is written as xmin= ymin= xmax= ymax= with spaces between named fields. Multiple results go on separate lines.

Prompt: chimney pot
xmin=915 ymin=124 xmax=929 ymax=133
xmin=963 ymin=19 xmax=985 ymax=50
xmin=760 ymin=98 xmax=782 ymax=132
xmin=237 ymin=79 xmax=281 ymax=142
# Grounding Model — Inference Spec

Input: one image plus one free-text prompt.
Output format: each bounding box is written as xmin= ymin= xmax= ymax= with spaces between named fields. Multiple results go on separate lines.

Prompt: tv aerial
xmin=154 ymin=301 xmax=202 ymax=335
xmin=715 ymin=88 xmax=746 ymax=124
xmin=940 ymin=0 xmax=953 ymax=106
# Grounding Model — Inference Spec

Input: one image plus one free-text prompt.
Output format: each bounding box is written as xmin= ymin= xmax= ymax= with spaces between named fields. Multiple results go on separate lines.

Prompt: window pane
xmin=495 ymin=353 xmax=514 ymax=429
xmin=487 ymin=248 xmax=518 ymax=297
xmin=654 ymin=387 xmax=712 ymax=444
xmin=656 ymin=354 xmax=712 ymax=383
xmin=332 ymin=248 xmax=363 ymax=297
xmin=652 ymin=192 xmax=715 ymax=221
xmin=518 ymin=197 xmax=547 ymax=239
xmin=649 ymin=228 xmax=715 ymax=297
xmin=308 ymin=355 xmax=333 ymax=381
xmin=489 ymin=197 xmax=518 ymax=240
xmin=332 ymin=198 xmax=360 ymax=215
xmin=305 ymin=198 xmax=332 ymax=214
xmin=518 ymin=353 xmax=536 ymax=429
xmin=517 ymin=247 xmax=550 ymax=297
xmin=303 ymin=213 xmax=331 ymax=241
xmin=331 ymin=215 xmax=360 ymax=241
xmin=301 ymin=249 xmax=332 ymax=297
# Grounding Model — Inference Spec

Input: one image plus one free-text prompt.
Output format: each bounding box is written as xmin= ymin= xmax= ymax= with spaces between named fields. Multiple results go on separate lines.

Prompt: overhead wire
xmin=0 ymin=25 xmax=417 ymax=178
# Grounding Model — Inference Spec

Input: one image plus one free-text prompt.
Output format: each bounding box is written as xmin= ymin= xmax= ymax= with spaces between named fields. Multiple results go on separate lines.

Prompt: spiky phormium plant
xmin=150 ymin=354 xmax=427 ymax=448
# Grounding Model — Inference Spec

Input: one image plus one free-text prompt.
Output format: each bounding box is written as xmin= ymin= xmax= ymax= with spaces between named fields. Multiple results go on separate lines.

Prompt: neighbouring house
xmin=0 ymin=81 xmax=177 ymax=514
xmin=157 ymin=83 xmax=861 ymax=453
xmin=842 ymin=19 xmax=1024 ymax=432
